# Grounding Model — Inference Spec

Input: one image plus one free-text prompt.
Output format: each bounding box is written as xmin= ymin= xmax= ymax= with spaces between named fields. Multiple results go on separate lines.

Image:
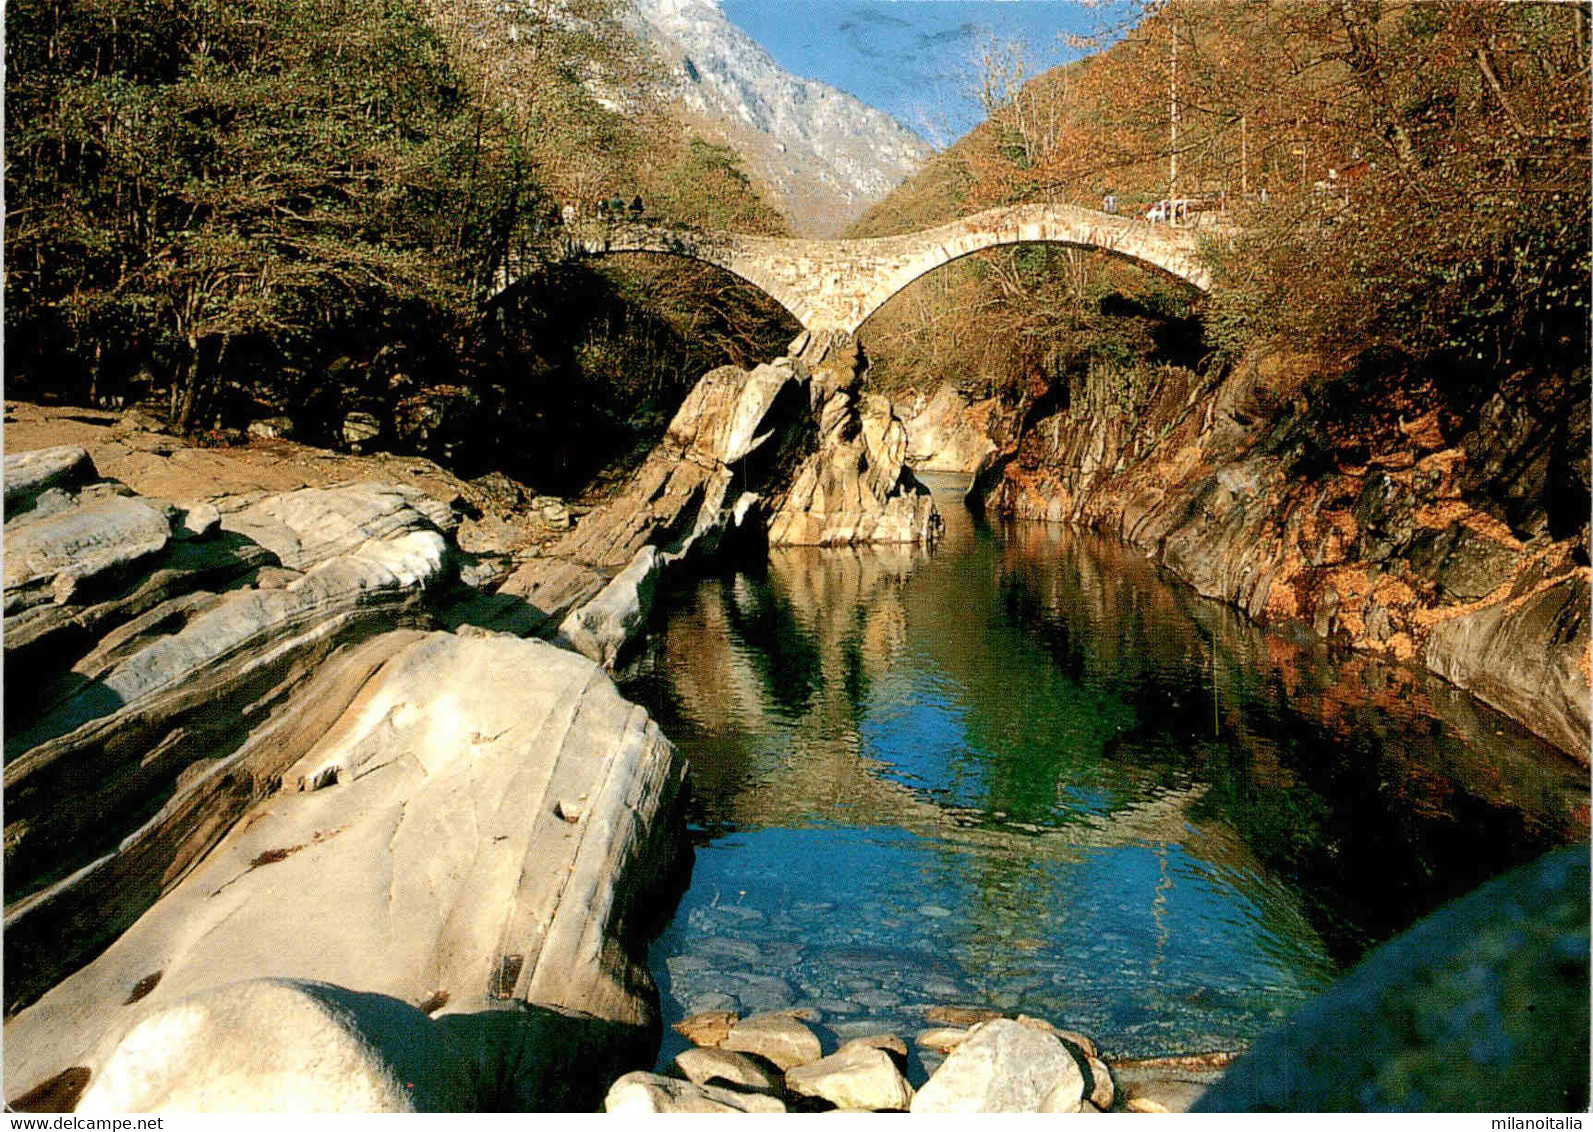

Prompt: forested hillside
xmin=5 ymin=0 xmax=797 ymax=491
xmin=851 ymin=1 xmax=1590 ymax=414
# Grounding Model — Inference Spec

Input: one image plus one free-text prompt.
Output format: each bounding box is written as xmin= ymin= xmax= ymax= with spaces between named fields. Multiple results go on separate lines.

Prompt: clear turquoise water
xmin=618 ymin=476 xmax=1587 ymax=1063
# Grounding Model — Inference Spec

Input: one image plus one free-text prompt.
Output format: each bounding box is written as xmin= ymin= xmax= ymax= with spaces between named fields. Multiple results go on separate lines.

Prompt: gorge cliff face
xmin=962 ymin=351 xmax=1589 ymax=760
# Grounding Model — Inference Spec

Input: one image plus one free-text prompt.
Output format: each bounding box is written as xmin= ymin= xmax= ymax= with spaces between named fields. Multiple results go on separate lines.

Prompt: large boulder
xmin=76 ymin=979 xmax=475 ymax=1113
xmin=785 ymin=1041 xmax=914 ymax=1110
xmin=910 ymin=1018 xmax=1085 ymax=1113
xmin=604 ymin=1071 xmax=785 ymax=1113
xmin=1194 ymin=846 xmax=1589 ymax=1112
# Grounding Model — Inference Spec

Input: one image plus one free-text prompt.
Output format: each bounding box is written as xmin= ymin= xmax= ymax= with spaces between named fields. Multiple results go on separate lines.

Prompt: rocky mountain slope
xmin=636 ymin=0 xmax=930 ymax=236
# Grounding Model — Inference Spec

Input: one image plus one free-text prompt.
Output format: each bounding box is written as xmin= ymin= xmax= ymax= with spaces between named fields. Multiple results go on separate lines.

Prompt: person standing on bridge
xmin=629 ymin=195 xmax=643 ymax=219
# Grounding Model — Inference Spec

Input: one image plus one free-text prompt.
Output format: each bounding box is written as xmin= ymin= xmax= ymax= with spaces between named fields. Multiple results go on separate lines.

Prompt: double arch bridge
xmin=500 ymin=203 xmax=1217 ymax=336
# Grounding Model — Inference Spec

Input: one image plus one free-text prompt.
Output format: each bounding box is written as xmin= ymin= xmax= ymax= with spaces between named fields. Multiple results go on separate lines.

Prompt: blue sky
xmin=720 ymin=0 xmax=1136 ymax=146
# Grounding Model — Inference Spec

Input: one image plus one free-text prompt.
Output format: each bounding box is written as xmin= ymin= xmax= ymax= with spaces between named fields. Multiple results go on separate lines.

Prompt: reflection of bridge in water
xmin=497 ymin=204 xmax=1220 ymax=334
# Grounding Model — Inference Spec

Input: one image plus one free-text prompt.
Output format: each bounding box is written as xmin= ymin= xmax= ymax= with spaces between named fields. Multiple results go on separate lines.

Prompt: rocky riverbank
xmin=607 ymin=844 xmax=1588 ymax=1114
xmin=607 ymin=1008 xmax=1216 ymax=1113
xmin=2 ymin=335 xmax=942 ymax=1113
xmin=901 ymin=351 xmax=1590 ymax=760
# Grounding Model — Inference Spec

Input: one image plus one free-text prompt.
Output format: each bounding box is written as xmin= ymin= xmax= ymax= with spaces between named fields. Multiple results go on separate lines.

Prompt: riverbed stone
xmin=721 ymin=1012 xmax=823 ymax=1071
xmin=786 ymin=1043 xmax=914 ymax=1111
xmin=927 ymin=1006 xmax=1003 ymax=1027
xmin=688 ymin=992 xmax=741 ymax=1014
xmin=852 ymin=988 xmax=903 ymax=1010
xmin=604 ymin=1071 xmax=786 ymax=1113
xmin=800 ymin=997 xmax=861 ymax=1016
xmin=917 ymin=1027 xmax=971 ymax=1053
xmin=674 ymin=1047 xmax=784 ymax=1094
xmin=729 ymin=972 xmax=796 ymax=1011
xmin=697 ymin=937 xmax=762 ymax=964
xmin=910 ymin=1018 xmax=1086 ymax=1113
xmin=675 ymin=1011 xmax=740 ymax=1048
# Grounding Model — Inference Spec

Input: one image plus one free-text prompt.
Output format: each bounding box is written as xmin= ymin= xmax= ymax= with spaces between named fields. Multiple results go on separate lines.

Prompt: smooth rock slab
xmin=4 ymin=495 xmax=170 ymax=600
xmin=786 ymin=1044 xmax=914 ymax=1111
xmin=721 ymin=1012 xmax=823 ymax=1071
xmin=4 ymin=446 xmax=95 ymax=512
xmin=605 ymin=1072 xmax=786 ymax=1113
xmin=910 ymin=1018 xmax=1085 ymax=1113
xmin=4 ymin=632 xmax=688 ymax=1112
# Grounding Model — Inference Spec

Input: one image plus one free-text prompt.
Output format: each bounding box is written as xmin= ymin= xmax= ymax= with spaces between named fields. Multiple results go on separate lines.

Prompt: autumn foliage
xmin=854 ymin=1 xmax=1590 ymax=401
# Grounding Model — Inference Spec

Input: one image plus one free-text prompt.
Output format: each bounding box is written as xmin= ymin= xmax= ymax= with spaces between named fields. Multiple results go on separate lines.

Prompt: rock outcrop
xmin=484 ymin=337 xmax=939 ymax=665
xmin=3 ymin=455 xmax=460 ymax=1012
xmin=5 ymin=631 xmax=688 ymax=1112
xmin=978 ymin=352 xmax=1590 ymax=759
xmin=3 ymin=442 xmax=691 ymax=1113
xmin=899 ymin=383 xmax=1015 ymax=475
xmin=1195 ymin=845 xmax=1589 ymax=1112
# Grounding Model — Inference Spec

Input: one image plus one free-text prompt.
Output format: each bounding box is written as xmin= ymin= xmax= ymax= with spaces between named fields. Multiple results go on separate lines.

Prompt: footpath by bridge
xmin=496 ymin=203 xmax=1221 ymax=336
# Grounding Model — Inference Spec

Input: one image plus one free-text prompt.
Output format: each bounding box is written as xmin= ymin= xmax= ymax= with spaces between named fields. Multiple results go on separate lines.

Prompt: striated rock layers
xmin=977 ymin=353 xmax=1589 ymax=759
xmin=481 ymin=335 xmax=938 ymax=665
xmin=3 ymin=447 xmax=688 ymax=1112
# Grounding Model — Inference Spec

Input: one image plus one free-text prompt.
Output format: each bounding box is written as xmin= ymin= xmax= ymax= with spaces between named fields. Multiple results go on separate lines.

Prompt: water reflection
xmin=619 ymin=476 xmax=1587 ymax=1059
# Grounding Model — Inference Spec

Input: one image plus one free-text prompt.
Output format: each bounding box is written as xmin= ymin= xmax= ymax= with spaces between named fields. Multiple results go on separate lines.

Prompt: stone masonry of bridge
xmin=513 ymin=203 xmax=1215 ymax=335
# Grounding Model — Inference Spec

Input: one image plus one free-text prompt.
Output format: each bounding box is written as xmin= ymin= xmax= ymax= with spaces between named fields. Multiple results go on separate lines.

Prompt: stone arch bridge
xmin=499 ymin=203 xmax=1216 ymax=335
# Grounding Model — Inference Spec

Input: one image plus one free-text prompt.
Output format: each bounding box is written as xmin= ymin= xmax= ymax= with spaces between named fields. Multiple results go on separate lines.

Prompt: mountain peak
xmin=638 ymin=0 xmax=931 ymax=236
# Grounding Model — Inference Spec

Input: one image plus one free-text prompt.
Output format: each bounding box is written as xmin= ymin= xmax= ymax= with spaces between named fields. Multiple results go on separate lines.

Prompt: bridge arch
xmin=501 ymin=203 xmax=1217 ymax=335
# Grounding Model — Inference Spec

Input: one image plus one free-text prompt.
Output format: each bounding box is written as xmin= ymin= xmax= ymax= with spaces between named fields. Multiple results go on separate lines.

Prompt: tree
xmin=6 ymin=0 xmax=528 ymax=425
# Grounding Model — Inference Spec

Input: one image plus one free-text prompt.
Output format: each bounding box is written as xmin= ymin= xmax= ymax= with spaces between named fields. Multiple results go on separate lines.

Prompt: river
xmin=617 ymin=474 xmax=1587 ymax=1069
